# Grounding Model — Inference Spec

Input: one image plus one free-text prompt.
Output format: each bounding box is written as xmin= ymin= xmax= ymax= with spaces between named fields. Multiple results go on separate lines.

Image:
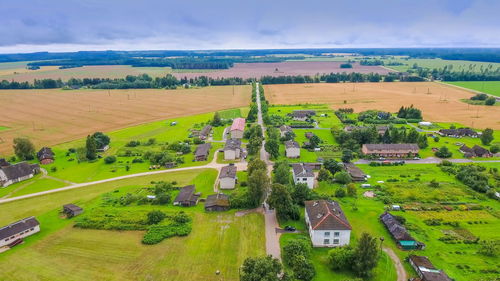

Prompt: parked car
xmin=284 ymin=226 xmax=296 ymax=232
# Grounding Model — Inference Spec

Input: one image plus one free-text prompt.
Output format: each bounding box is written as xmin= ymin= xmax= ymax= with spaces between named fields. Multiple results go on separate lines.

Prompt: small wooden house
xmin=205 ymin=193 xmax=230 ymax=212
xmin=63 ymin=204 xmax=83 ymax=218
xmin=37 ymin=147 xmax=55 ymax=165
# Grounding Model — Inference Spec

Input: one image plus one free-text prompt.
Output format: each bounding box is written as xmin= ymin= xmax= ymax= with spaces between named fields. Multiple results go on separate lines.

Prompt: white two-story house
xmin=304 ymin=200 xmax=351 ymax=247
xmin=292 ymin=163 xmax=315 ymax=189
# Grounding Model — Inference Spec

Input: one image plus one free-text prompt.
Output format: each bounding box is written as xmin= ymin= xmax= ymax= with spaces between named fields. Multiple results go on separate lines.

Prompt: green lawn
xmin=445 ymin=81 xmax=500 ymax=97
xmin=0 ymin=126 xmax=9 ymax=131
xmin=268 ymin=104 xmax=342 ymax=129
xmin=0 ymin=168 xmax=265 ymax=280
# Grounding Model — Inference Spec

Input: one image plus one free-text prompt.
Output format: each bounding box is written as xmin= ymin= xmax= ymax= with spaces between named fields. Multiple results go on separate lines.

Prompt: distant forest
xmin=0 ymin=48 xmax=500 ymax=66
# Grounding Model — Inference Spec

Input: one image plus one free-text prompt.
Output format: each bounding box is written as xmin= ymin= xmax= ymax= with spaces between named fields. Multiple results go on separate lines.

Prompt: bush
xmin=147 ymin=210 xmax=166 ymax=225
xmin=485 ymin=97 xmax=496 ymax=106
xmin=435 ymin=146 xmax=452 ymax=158
xmin=142 ymin=223 xmax=192 ymax=245
xmin=490 ymin=145 xmax=500 ymax=154
xmin=334 ymin=171 xmax=352 ymax=184
xmin=328 ymin=246 xmax=354 ymax=270
xmin=104 ymin=156 xmax=117 ymax=164
xmin=335 ymin=188 xmax=346 ymax=198
xmin=126 ymin=140 xmax=141 ymax=147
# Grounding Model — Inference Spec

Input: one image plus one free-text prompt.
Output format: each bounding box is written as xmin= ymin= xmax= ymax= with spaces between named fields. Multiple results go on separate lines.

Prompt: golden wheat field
xmin=0 ymin=85 xmax=250 ymax=154
xmin=265 ymin=82 xmax=500 ymax=129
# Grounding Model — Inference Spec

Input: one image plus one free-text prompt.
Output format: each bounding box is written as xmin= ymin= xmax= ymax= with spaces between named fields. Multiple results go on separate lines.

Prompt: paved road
xmin=355 ymin=157 xmax=500 ymax=165
xmin=383 ymin=247 xmax=407 ymax=281
xmin=255 ymin=82 xmax=282 ymax=260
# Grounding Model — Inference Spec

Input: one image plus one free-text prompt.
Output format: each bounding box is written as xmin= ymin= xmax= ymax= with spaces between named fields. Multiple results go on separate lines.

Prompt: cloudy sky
xmin=0 ymin=0 xmax=499 ymax=53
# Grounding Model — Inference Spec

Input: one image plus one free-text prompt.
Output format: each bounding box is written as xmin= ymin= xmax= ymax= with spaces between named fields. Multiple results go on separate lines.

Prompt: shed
xmin=173 ymin=185 xmax=200 ymax=207
xmin=63 ymin=204 xmax=83 ymax=218
xmin=205 ymin=193 xmax=230 ymax=212
xmin=37 ymin=147 xmax=55 ymax=165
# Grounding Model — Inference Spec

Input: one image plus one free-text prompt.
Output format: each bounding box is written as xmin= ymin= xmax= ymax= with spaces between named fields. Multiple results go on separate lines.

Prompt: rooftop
xmin=230 ymin=118 xmax=246 ymax=131
xmin=285 ymin=140 xmax=300 ymax=149
xmin=305 ymin=200 xmax=351 ymax=231
xmin=292 ymin=163 xmax=314 ymax=178
xmin=224 ymin=138 xmax=242 ymax=151
xmin=0 ymin=217 xmax=40 ymax=240
xmin=205 ymin=193 xmax=230 ymax=208
xmin=219 ymin=165 xmax=237 ymax=179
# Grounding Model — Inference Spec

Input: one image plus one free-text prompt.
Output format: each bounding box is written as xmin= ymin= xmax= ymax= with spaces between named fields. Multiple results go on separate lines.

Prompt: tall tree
xmin=268 ymin=183 xmax=299 ymax=221
xmin=323 ymin=159 xmax=342 ymax=175
xmin=341 ymin=149 xmax=354 ymax=163
xmin=248 ymin=159 xmax=267 ymax=176
xmin=247 ymin=169 xmax=270 ymax=208
xmin=273 ymin=161 xmax=291 ymax=185
xmin=481 ymin=128 xmax=494 ymax=145
xmin=265 ymin=139 xmax=280 ymax=159
xmin=351 ymin=232 xmax=379 ymax=278
xmin=86 ymin=135 xmax=97 ymax=160
xmin=291 ymin=183 xmax=313 ymax=206
xmin=240 ymin=256 xmax=288 ymax=281
xmin=211 ymin=111 xmax=222 ymax=126
xmin=13 ymin=137 xmax=35 ymax=160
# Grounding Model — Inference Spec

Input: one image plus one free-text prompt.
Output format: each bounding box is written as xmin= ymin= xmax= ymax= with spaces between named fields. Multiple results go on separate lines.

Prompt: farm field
xmin=171 ymin=61 xmax=391 ymax=80
xmin=0 ymin=64 xmax=175 ymax=82
xmin=0 ymin=107 xmax=244 ymax=194
xmin=380 ymin=58 xmax=500 ymax=73
xmin=310 ymin=163 xmax=500 ymax=281
xmin=445 ymin=81 xmax=500 ymax=97
xmin=0 ymin=168 xmax=265 ymax=281
xmin=264 ymin=82 xmax=500 ymax=129
xmin=0 ymin=85 xmax=250 ymax=155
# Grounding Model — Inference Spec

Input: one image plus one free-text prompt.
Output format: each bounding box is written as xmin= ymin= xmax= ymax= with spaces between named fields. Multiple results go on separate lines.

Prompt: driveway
xmin=383 ymin=247 xmax=407 ymax=281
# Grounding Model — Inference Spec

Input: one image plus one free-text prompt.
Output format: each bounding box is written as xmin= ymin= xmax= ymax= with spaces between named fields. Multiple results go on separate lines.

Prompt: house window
xmin=303 ymin=178 xmax=307 ymax=181
xmin=296 ymin=178 xmax=300 ymax=182
xmin=323 ymin=239 xmax=330 ymax=245
xmin=324 ymin=232 xmax=330 ymax=237
xmin=333 ymin=239 xmax=340 ymax=244
xmin=334 ymin=232 xmax=340 ymax=237
xmin=5 ymin=238 xmax=8 ymax=242
xmin=30 ymin=228 xmax=34 ymax=231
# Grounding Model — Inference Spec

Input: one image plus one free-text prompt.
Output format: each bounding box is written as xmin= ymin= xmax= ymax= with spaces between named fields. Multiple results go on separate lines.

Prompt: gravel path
xmin=383 ymin=247 xmax=407 ymax=281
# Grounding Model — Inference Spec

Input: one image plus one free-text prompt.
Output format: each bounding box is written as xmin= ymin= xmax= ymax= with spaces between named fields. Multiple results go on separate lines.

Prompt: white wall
xmin=293 ymin=176 xmax=314 ymax=189
xmin=0 ymin=225 xmax=40 ymax=247
xmin=220 ymin=177 xmax=236 ymax=190
xmin=224 ymin=150 xmax=236 ymax=160
xmin=305 ymin=210 xmax=351 ymax=247
xmin=286 ymin=147 xmax=300 ymax=158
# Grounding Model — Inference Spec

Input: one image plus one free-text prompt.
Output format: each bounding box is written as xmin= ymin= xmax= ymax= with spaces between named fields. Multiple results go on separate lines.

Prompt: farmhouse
xmin=0 ymin=162 xmax=40 ymax=188
xmin=205 ymin=193 xmax=230 ymax=212
xmin=173 ymin=185 xmax=200 ymax=207
xmin=409 ymin=255 xmax=452 ymax=281
xmin=438 ymin=128 xmax=478 ymax=138
xmin=230 ymin=118 xmax=246 ymax=139
xmin=459 ymin=144 xmax=492 ymax=158
xmin=194 ymin=143 xmax=211 ymax=161
xmin=37 ymin=147 xmax=55 ymax=165
xmin=290 ymin=110 xmax=316 ymax=121
xmin=380 ymin=212 xmax=424 ymax=250
xmin=219 ymin=164 xmax=237 ymax=190
xmin=344 ymin=125 xmax=388 ymax=135
xmin=285 ymin=140 xmax=300 ymax=158
xmin=279 ymin=125 xmax=293 ymax=137
xmin=63 ymin=204 xmax=83 ymax=218
xmin=304 ymin=200 xmax=351 ymax=247
xmin=292 ymin=163 xmax=315 ymax=189
xmin=223 ymin=139 xmax=242 ymax=160
xmin=199 ymin=125 xmax=212 ymax=140
xmin=344 ymin=162 xmax=367 ymax=182
xmin=0 ymin=217 xmax=40 ymax=248
xmin=361 ymin=144 xmax=419 ymax=158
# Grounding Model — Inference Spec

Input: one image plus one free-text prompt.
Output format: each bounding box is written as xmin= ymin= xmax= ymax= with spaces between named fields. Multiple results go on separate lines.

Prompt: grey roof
xmin=292 ymin=163 xmax=314 ymax=178
xmin=223 ymin=139 xmax=241 ymax=151
xmin=205 ymin=193 xmax=230 ymax=208
xmin=0 ymin=158 xmax=10 ymax=167
xmin=195 ymin=143 xmax=211 ymax=156
xmin=0 ymin=217 xmax=39 ymax=240
xmin=290 ymin=110 xmax=316 ymax=118
xmin=37 ymin=147 xmax=54 ymax=161
xmin=219 ymin=165 xmax=237 ymax=179
xmin=305 ymin=200 xmax=351 ymax=230
xmin=0 ymin=162 xmax=38 ymax=180
xmin=279 ymin=125 xmax=292 ymax=133
xmin=174 ymin=185 xmax=199 ymax=204
xmin=344 ymin=163 xmax=366 ymax=179
xmin=439 ymin=128 xmax=477 ymax=136
xmin=345 ymin=125 xmax=388 ymax=134
xmin=63 ymin=204 xmax=83 ymax=212
xmin=200 ymin=125 xmax=212 ymax=137
xmin=363 ymin=143 xmax=419 ymax=153
xmin=380 ymin=212 xmax=414 ymax=241
xmin=409 ymin=255 xmax=435 ymax=269
xmin=285 ymin=140 xmax=300 ymax=149
xmin=472 ymin=145 xmax=491 ymax=157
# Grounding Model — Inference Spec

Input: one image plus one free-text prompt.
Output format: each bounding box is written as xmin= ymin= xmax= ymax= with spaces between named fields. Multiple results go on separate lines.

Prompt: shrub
xmin=334 ymin=171 xmax=352 ymax=184
xmin=126 ymin=140 xmax=141 ymax=147
xmin=490 ymin=145 xmax=500 ymax=154
xmin=147 ymin=210 xmax=166 ymax=225
xmin=104 ymin=156 xmax=117 ymax=164
xmin=328 ymin=246 xmax=354 ymax=270
xmin=485 ymin=97 xmax=496 ymax=106
xmin=335 ymin=188 xmax=346 ymax=198
xmin=142 ymin=223 xmax=192 ymax=245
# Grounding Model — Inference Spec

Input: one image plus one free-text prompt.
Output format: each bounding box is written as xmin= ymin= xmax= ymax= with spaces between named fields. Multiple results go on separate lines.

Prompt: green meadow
xmin=446 ymin=81 xmax=500 ymax=97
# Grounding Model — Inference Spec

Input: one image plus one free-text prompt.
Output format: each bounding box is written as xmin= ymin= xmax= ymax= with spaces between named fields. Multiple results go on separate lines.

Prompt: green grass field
xmin=0 ymin=126 xmax=9 ymax=131
xmin=445 ymin=81 xmax=500 ymax=97
xmin=0 ymin=168 xmax=264 ymax=280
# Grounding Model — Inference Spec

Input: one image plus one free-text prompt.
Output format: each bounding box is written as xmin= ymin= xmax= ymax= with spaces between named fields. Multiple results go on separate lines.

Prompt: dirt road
xmin=383 ymin=247 xmax=407 ymax=281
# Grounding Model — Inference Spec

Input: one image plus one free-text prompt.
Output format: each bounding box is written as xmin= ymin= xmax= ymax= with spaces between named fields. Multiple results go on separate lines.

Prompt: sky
xmin=0 ymin=0 xmax=499 ymax=53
